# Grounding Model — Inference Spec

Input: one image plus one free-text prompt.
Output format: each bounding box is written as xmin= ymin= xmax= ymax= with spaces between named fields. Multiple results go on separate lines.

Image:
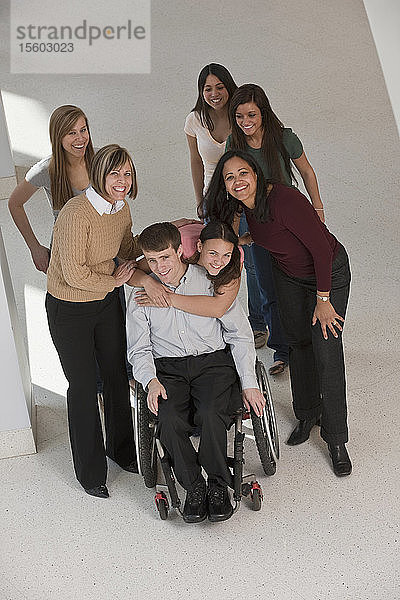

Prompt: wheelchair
xmin=131 ymin=358 xmax=279 ymax=520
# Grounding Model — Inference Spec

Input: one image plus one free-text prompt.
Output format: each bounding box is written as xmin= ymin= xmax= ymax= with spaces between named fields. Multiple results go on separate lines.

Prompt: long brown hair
xmin=203 ymin=150 xmax=272 ymax=225
xmin=192 ymin=63 xmax=237 ymax=132
xmin=230 ymin=84 xmax=296 ymax=185
xmin=186 ymin=221 xmax=241 ymax=294
xmin=48 ymin=105 xmax=94 ymax=210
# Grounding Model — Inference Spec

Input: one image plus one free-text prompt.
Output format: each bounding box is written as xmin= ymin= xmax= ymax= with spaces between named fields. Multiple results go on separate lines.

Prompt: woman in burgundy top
xmin=204 ymin=149 xmax=352 ymax=477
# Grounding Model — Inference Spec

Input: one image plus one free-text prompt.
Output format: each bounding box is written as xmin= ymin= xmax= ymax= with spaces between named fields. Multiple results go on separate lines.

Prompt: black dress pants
xmin=155 ymin=349 xmax=241 ymax=491
xmin=46 ymin=290 xmax=136 ymax=489
xmin=271 ymin=245 xmax=351 ymax=445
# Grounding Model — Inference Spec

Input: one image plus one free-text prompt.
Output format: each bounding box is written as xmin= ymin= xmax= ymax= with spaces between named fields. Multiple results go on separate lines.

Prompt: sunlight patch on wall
xmin=2 ymin=92 xmax=51 ymax=162
xmin=24 ymin=283 xmax=67 ymax=397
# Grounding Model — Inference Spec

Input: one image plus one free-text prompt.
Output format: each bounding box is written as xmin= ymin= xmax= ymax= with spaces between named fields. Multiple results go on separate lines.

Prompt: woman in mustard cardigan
xmin=46 ymin=144 xmax=141 ymax=498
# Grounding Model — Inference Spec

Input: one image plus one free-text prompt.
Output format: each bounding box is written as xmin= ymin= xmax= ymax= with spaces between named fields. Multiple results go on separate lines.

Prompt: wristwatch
xmin=316 ymin=294 xmax=330 ymax=302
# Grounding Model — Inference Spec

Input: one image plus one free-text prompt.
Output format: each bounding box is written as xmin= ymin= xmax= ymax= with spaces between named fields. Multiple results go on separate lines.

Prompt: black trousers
xmin=155 ymin=349 xmax=241 ymax=491
xmin=271 ymin=245 xmax=351 ymax=445
xmin=46 ymin=290 xmax=136 ymax=489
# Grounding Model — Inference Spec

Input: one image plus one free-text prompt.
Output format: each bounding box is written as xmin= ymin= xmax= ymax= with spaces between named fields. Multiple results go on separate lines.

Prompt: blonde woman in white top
xmin=8 ymin=105 xmax=95 ymax=273
xmin=184 ymin=63 xmax=238 ymax=209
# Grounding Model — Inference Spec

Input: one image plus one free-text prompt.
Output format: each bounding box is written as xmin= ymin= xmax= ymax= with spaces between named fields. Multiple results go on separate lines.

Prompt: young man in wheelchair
xmin=126 ymin=222 xmax=265 ymax=523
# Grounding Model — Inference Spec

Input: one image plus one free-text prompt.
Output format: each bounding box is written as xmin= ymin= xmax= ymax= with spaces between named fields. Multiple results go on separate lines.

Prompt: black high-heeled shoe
xmin=328 ymin=444 xmax=352 ymax=477
xmin=84 ymin=485 xmax=109 ymax=498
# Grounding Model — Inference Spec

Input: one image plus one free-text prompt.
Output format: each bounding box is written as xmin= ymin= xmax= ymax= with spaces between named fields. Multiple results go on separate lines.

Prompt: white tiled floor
xmin=1 ymin=0 xmax=400 ymax=598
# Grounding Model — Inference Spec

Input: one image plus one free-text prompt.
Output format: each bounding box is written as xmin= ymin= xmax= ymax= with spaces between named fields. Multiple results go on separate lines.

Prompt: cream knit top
xmin=47 ymin=193 xmax=140 ymax=302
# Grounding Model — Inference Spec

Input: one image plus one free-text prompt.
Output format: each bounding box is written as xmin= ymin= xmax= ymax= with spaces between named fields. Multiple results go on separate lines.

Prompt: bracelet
xmin=315 ymin=207 xmax=324 ymax=211
xmin=316 ymin=294 xmax=330 ymax=302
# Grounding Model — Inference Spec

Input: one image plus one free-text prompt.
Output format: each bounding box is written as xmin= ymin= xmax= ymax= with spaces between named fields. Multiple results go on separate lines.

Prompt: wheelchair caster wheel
xmin=250 ymin=482 xmax=263 ymax=511
xmin=155 ymin=492 xmax=169 ymax=520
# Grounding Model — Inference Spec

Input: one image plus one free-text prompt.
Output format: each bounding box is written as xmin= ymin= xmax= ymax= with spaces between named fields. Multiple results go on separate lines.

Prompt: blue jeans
xmin=240 ymin=214 xmax=289 ymax=363
xmin=239 ymin=214 xmax=266 ymax=332
xmin=252 ymin=243 xmax=289 ymax=363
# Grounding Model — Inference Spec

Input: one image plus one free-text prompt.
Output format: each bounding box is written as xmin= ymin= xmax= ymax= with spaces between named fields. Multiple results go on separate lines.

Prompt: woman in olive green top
xmin=225 ymin=83 xmax=325 ymax=375
xmin=227 ymin=83 xmax=324 ymax=217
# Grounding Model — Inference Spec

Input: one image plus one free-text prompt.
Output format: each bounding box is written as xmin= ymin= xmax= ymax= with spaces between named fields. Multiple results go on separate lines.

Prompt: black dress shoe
xmin=328 ymin=444 xmax=352 ymax=477
xmin=84 ymin=485 xmax=109 ymax=498
xmin=183 ymin=478 xmax=207 ymax=523
xmin=207 ymin=481 xmax=233 ymax=522
xmin=286 ymin=415 xmax=321 ymax=446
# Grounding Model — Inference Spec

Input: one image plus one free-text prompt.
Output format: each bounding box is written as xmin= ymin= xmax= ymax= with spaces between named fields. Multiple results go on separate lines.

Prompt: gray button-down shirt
xmin=126 ymin=264 xmax=257 ymax=390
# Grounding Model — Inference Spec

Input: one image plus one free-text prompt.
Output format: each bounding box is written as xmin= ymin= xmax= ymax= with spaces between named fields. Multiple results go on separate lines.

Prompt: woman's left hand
xmin=135 ymin=289 xmax=172 ymax=308
xmin=312 ymin=299 xmax=344 ymax=340
xmin=142 ymin=277 xmax=173 ymax=307
xmin=238 ymin=232 xmax=253 ymax=246
xmin=113 ymin=260 xmax=136 ymax=286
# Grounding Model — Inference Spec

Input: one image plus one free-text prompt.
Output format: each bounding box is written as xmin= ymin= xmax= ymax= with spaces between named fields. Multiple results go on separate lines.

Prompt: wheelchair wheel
xmin=251 ymin=409 xmax=276 ymax=476
xmin=136 ymin=383 xmax=157 ymax=488
xmin=252 ymin=360 xmax=280 ymax=475
xmin=256 ymin=360 xmax=280 ymax=461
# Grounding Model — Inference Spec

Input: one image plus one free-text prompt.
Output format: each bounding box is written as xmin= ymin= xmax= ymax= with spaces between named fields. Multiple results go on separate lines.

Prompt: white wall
xmin=0 ymin=93 xmax=17 ymax=201
xmin=0 ymin=94 xmax=14 ymax=178
xmin=0 ymin=227 xmax=36 ymax=457
xmin=363 ymin=0 xmax=400 ymax=138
